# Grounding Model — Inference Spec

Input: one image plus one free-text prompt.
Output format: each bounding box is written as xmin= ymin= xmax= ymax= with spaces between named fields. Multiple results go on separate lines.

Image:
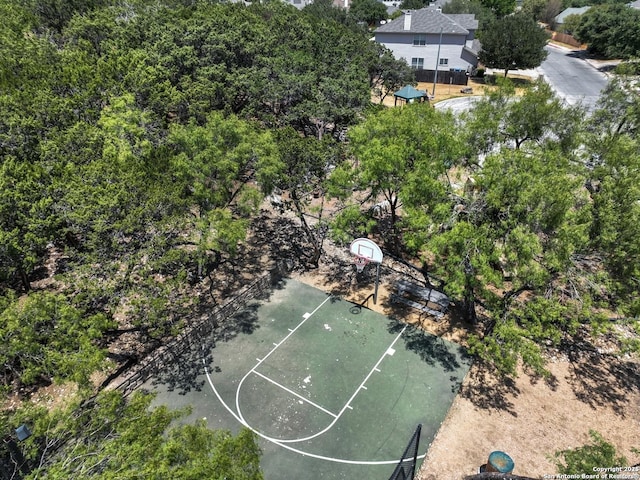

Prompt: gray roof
xmin=447 ymin=14 xmax=478 ymax=30
xmin=464 ymin=38 xmax=482 ymax=56
xmin=555 ymin=6 xmax=591 ymax=23
xmin=375 ymin=8 xmax=477 ymax=35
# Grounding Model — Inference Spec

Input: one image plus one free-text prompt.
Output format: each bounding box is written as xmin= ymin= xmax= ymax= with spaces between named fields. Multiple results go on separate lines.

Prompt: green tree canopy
xmin=367 ymin=44 xmax=416 ymax=105
xmin=0 ymin=291 xmax=113 ymax=394
xmin=573 ymin=4 xmax=640 ymax=58
xmin=520 ymin=0 xmax=562 ymax=24
xmin=478 ymin=13 xmax=549 ymax=77
xmin=585 ymin=78 xmax=640 ymax=315
xmin=4 ymin=390 xmax=263 ymax=479
xmin=399 ymin=0 xmax=429 ymax=9
xmin=461 ymin=79 xmax=585 ymax=154
xmin=330 ymin=103 xmax=464 ymax=249
xmin=442 ymin=0 xmax=496 ymax=29
xmin=330 ymin=84 xmax=599 ymax=376
xmin=349 ymin=0 xmax=389 ymax=26
xmin=479 ymin=0 xmax=516 ymax=17
xmin=268 ymin=128 xmax=342 ymax=267
xmin=553 ymin=430 xmax=629 ymax=475
xmin=560 ymin=12 xmax=583 ymax=35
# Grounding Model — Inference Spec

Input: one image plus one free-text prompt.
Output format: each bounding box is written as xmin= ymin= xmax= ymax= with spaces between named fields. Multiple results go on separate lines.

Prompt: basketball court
xmin=144 ymin=274 xmax=472 ymax=479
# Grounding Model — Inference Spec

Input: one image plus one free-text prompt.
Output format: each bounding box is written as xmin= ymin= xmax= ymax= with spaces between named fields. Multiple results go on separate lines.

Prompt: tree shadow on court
xmin=149 ymin=304 xmax=262 ymax=395
xmin=149 ymin=329 xmax=217 ymax=395
xmin=388 ymin=322 xmax=472 ymax=374
xmin=219 ymin=302 xmax=263 ymax=338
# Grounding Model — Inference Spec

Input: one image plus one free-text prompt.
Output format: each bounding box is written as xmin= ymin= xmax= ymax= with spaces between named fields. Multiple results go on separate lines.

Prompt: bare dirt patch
xmin=418 ymin=356 xmax=640 ymax=479
xmin=292 ymin=246 xmax=640 ymax=479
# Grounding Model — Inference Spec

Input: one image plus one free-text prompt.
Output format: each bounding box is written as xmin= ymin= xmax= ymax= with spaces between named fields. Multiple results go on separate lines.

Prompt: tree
xmin=0 ymin=157 xmax=57 ymax=291
xmin=442 ymin=0 xmax=496 ymax=29
xmin=573 ymin=4 xmax=640 ymax=59
xmin=331 ymin=103 xmax=464 ymax=250
xmin=588 ymin=76 xmax=640 ymax=140
xmin=0 ymin=291 xmax=113 ymax=394
xmin=6 ymin=390 xmax=263 ymax=479
xmin=349 ymin=0 xmax=388 ymax=26
xmin=538 ymin=0 xmax=562 ymax=26
xmin=519 ymin=0 xmax=547 ymax=21
xmin=303 ymin=0 xmax=352 ymax=25
xmin=399 ymin=0 xmax=429 ymax=9
xmin=520 ymin=0 xmax=562 ymax=24
xmin=584 ymin=78 xmax=640 ymax=315
xmin=560 ymin=13 xmax=582 ymax=35
xmin=446 ymin=83 xmax=591 ymax=370
xmin=455 ymin=148 xmax=590 ymax=373
xmin=167 ymin=112 xmax=280 ymax=277
xmin=335 ymin=85 xmax=591 ymax=373
xmin=553 ymin=430 xmax=629 ymax=475
xmin=479 ymin=0 xmax=516 ymax=18
xmin=461 ymin=78 xmax=585 ymax=154
xmin=267 ymin=128 xmax=341 ymax=267
xmin=367 ymin=44 xmax=416 ymax=105
xmin=25 ymin=0 xmax=110 ymax=33
xmin=478 ymin=13 xmax=549 ymax=77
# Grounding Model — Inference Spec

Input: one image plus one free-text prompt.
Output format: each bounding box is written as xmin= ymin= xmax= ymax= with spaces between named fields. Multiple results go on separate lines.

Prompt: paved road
xmin=435 ymin=44 xmax=611 ymax=114
xmin=538 ymin=44 xmax=610 ymax=112
xmin=434 ymin=95 xmax=482 ymax=114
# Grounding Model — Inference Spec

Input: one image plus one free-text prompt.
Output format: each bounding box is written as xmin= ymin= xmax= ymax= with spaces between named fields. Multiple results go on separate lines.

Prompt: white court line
xmin=204 ymin=362 xmax=425 ymax=465
xmin=235 ymin=296 xmax=333 ymax=424
xmin=252 ymin=370 xmax=338 ymax=418
xmin=236 ymin=324 xmax=409 ymax=444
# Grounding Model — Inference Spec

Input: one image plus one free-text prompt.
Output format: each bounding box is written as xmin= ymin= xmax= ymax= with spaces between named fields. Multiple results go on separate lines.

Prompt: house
xmin=554 ymin=6 xmax=591 ymax=27
xmin=374 ymin=7 xmax=480 ymax=78
xmin=284 ymin=0 xmax=312 ymax=9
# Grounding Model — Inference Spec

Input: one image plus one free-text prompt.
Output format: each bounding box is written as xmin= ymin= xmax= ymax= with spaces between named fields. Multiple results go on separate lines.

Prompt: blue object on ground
xmin=488 ymin=451 xmax=515 ymax=473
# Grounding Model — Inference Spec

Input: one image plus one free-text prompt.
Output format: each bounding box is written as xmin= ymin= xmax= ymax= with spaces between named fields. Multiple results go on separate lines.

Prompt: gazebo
xmin=393 ymin=85 xmax=429 ymax=106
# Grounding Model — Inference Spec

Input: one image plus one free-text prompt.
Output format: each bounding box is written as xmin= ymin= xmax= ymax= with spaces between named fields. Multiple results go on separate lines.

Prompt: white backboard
xmin=349 ymin=238 xmax=383 ymax=264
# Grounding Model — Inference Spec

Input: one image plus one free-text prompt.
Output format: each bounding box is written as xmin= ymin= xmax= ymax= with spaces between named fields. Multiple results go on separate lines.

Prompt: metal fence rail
xmin=113 ymin=270 xmax=278 ymax=396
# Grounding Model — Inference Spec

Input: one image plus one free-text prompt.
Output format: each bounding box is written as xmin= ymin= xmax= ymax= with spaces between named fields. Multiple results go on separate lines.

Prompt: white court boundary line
xmin=251 ymin=370 xmax=338 ymax=418
xmin=237 ymin=324 xmax=409 ymax=444
xmin=234 ymin=295 xmax=333 ymax=425
xmin=204 ymin=295 xmax=425 ymax=465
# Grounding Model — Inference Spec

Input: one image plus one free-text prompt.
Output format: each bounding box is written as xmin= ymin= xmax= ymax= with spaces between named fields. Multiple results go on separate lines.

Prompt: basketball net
xmin=354 ymin=255 xmax=370 ymax=273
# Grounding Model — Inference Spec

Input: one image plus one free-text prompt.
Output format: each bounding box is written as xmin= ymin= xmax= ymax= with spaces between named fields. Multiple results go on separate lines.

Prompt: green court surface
xmin=144 ymin=278 xmax=472 ymax=479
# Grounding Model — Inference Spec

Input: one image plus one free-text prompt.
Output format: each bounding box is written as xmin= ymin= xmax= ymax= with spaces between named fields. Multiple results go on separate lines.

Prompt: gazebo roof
xmin=394 ymin=85 xmax=428 ymax=100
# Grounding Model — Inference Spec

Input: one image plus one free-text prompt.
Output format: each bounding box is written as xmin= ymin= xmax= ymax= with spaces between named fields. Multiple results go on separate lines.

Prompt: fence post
xmin=113 ymin=271 xmax=279 ymax=395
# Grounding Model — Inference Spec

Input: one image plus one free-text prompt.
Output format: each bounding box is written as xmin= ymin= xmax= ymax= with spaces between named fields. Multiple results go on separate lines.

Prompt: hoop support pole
xmin=374 ymin=263 xmax=380 ymax=304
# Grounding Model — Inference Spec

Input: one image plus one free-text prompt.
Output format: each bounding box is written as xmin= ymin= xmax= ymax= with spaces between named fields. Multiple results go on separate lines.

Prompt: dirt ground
xmin=375 ymin=77 xmax=507 ymax=107
xmin=291 ymin=255 xmax=640 ymax=480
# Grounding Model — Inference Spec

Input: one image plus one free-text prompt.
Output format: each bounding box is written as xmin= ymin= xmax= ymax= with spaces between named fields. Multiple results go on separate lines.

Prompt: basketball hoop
xmin=349 ymin=238 xmax=383 ymax=304
xmin=354 ymin=255 xmax=370 ymax=273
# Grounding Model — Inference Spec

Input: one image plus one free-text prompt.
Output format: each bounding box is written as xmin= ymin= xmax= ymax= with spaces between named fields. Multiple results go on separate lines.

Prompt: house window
xmin=413 ymin=35 xmax=427 ymax=46
xmin=439 ymin=58 xmax=449 ymax=66
xmin=411 ymin=58 xmax=424 ymax=70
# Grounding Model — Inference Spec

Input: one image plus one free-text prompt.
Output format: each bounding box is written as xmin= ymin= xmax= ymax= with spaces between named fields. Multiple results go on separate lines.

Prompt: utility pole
xmin=432 ymin=27 xmax=443 ymax=98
